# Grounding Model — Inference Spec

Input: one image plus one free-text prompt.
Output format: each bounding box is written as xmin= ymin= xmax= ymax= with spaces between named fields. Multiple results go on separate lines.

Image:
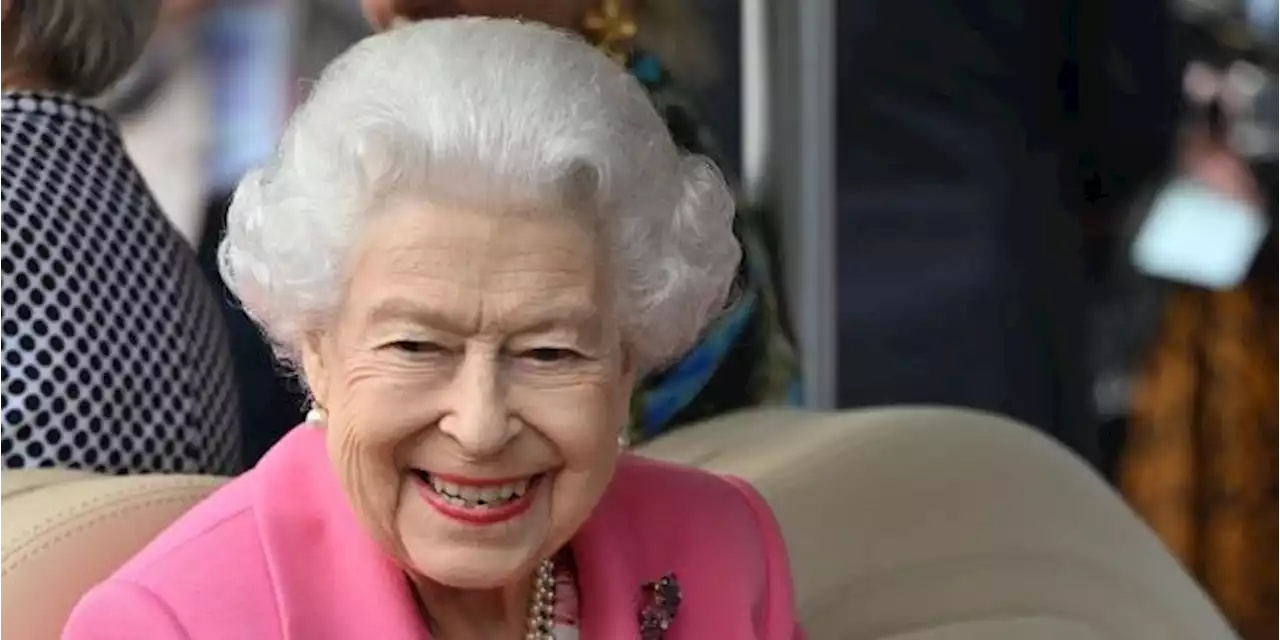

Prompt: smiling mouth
xmin=412 ymin=471 xmax=542 ymax=510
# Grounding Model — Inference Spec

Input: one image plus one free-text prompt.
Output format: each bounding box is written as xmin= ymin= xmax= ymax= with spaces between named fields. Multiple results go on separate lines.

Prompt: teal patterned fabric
xmin=626 ymin=52 xmax=802 ymax=443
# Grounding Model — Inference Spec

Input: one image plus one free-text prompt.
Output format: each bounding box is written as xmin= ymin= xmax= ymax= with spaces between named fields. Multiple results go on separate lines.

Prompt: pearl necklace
xmin=525 ymin=558 xmax=558 ymax=640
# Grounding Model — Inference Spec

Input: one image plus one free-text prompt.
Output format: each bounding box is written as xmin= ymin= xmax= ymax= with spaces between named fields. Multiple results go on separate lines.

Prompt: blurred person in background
xmin=202 ymin=0 xmax=800 ymax=463
xmin=1117 ymin=31 xmax=1277 ymax=639
xmin=832 ymin=0 xmax=1186 ymax=465
xmin=106 ymin=0 xmax=362 ymax=465
xmin=0 ymin=0 xmax=241 ymax=474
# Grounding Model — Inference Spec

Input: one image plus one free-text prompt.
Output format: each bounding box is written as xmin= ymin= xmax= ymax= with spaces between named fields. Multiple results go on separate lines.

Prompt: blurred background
xmin=112 ymin=0 xmax=1172 ymax=473
xmin=5 ymin=0 xmax=1277 ymax=636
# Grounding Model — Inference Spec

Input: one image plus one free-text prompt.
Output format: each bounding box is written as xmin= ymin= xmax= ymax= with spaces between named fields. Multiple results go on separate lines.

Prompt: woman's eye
xmin=522 ymin=347 xmax=580 ymax=363
xmin=387 ymin=340 xmax=447 ymax=355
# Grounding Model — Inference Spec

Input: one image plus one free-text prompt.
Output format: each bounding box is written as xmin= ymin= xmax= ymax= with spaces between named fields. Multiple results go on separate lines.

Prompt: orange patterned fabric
xmin=1120 ymin=284 xmax=1277 ymax=640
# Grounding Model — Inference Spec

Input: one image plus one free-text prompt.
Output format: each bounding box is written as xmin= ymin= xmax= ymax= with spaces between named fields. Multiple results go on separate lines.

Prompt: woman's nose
xmin=437 ymin=351 xmax=516 ymax=458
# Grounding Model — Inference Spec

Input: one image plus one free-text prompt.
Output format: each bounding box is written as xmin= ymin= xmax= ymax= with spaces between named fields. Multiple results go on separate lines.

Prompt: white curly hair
xmin=218 ymin=17 xmax=740 ymax=374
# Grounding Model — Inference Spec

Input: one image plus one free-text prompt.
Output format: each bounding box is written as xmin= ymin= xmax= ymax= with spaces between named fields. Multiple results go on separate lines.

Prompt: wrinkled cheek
xmin=550 ymin=449 xmax=618 ymax=547
xmin=326 ymin=419 xmax=404 ymax=553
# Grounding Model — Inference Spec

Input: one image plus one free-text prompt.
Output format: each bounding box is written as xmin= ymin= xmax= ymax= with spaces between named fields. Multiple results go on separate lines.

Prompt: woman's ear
xmin=299 ymin=332 xmax=333 ymax=410
xmin=614 ymin=342 xmax=639 ymax=438
xmin=620 ymin=344 xmax=638 ymax=387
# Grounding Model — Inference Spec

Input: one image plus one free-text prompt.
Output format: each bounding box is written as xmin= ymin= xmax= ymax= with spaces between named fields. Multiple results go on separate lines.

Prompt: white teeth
xmin=426 ymin=475 xmax=533 ymax=508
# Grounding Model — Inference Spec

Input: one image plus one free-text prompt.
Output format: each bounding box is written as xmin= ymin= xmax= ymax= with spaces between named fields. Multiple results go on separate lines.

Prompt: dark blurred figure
xmin=833 ymin=0 xmax=1181 ymax=465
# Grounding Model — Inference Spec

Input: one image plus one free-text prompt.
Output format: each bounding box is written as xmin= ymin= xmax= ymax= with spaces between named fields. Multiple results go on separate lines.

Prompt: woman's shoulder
xmin=613 ymin=454 xmax=763 ymax=507
xmin=65 ymin=427 xmax=445 ymax=638
xmin=63 ymin=430 xmax=331 ymax=638
xmin=590 ymin=456 xmax=802 ymax=637
xmin=118 ymin=473 xmax=262 ymax=575
xmin=2 ymin=91 xmax=241 ymax=475
xmin=63 ymin=472 xmax=279 ymax=638
xmin=89 ymin=428 xmax=315 ymax=586
xmin=608 ymin=454 xmax=789 ymax=562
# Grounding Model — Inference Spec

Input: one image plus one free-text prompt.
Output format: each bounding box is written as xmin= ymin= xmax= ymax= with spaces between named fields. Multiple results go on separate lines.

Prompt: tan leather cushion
xmin=876 ymin=617 xmax=1100 ymax=640
xmin=636 ymin=406 xmax=815 ymax=468
xmin=0 ymin=469 xmax=100 ymax=499
xmin=643 ymin=407 xmax=1238 ymax=640
xmin=1 ymin=407 xmax=1237 ymax=640
xmin=2 ymin=473 xmax=227 ymax=640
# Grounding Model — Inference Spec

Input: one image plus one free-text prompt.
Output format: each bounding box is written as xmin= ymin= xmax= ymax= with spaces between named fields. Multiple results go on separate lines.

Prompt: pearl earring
xmin=617 ymin=432 xmax=631 ymax=450
xmin=305 ymin=406 xmax=328 ymax=426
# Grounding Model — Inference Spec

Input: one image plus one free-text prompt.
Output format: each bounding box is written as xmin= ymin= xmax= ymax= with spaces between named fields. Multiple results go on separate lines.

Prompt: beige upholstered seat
xmin=2 ymin=473 xmax=227 ymax=640
xmin=643 ymin=407 xmax=1239 ymax=640
xmin=1 ymin=468 xmax=100 ymax=500
xmin=2 ymin=407 xmax=1239 ymax=639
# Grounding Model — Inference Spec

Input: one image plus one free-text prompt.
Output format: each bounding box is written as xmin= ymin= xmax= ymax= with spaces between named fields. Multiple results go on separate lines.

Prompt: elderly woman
xmin=205 ymin=0 xmax=799 ymax=464
xmin=0 ymin=0 xmax=240 ymax=473
xmin=365 ymin=1 xmax=800 ymax=445
xmin=64 ymin=19 xmax=801 ymax=639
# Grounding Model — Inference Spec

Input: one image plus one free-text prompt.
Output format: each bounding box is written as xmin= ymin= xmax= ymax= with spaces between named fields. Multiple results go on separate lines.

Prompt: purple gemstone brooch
xmin=638 ymin=572 xmax=682 ymax=639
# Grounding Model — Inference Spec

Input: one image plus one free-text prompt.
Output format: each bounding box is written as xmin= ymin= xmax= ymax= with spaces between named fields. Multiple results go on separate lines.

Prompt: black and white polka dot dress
xmin=1 ymin=91 xmax=240 ymax=474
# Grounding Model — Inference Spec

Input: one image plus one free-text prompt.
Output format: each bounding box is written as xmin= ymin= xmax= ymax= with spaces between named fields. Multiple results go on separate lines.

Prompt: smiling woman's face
xmin=301 ymin=198 xmax=634 ymax=589
xmin=361 ymin=0 xmax=590 ymax=32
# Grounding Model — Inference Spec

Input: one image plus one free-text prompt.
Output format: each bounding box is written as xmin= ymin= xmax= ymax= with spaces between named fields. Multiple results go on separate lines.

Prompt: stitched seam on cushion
xmin=2 ymin=478 xmax=222 ymax=553
xmin=5 ymin=485 xmax=58 ymax=500
xmin=2 ymin=493 xmax=212 ymax=576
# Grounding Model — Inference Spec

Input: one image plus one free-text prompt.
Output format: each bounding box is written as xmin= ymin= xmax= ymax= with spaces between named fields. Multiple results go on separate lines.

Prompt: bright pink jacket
xmin=63 ymin=427 xmax=803 ymax=639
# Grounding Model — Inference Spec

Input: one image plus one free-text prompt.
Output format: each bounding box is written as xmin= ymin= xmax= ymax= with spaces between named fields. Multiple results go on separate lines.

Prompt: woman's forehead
xmin=339 ymin=201 xmax=613 ymax=332
xmin=356 ymin=290 xmax=606 ymax=338
xmin=354 ymin=200 xmax=601 ymax=274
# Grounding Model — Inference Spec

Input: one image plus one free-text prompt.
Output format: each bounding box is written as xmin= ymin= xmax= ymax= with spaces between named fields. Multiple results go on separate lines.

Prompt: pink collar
xmin=253 ymin=427 xmax=651 ymax=639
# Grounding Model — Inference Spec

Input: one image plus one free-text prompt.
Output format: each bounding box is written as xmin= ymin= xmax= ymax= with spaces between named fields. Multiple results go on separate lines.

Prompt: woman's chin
xmin=404 ymin=545 xmax=542 ymax=590
xmin=394 ymin=479 xmax=555 ymax=589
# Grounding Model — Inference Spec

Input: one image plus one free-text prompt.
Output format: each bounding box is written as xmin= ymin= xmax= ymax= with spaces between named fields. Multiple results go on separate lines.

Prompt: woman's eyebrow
xmin=365 ymin=296 xmax=602 ymax=336
xmin=366 ymin=298 xmax=474 ymax=335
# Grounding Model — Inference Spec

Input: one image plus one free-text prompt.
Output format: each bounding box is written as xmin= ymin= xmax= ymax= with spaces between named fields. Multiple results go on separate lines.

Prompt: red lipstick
xmin=414 ymin=472 xmax=541 ymax=526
